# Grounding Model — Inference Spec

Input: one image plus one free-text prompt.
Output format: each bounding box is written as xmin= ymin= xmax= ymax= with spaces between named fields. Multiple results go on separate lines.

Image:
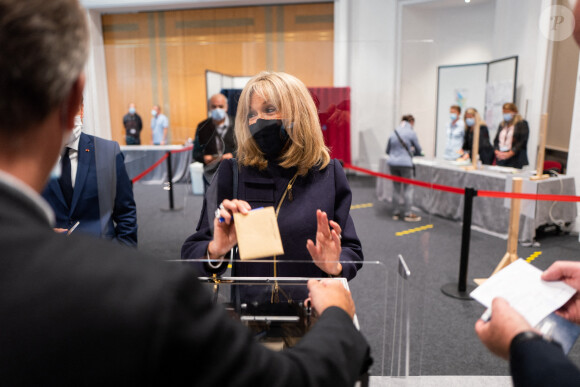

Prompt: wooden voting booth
xmin=474 ymin=177 xmax=523 ymax=285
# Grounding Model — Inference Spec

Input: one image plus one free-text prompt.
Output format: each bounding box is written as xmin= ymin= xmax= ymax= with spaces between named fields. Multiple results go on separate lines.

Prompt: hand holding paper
xmin=208 ymin=199 xmax=251 ymax=259
xmin=542 ymin=261 xmax=580 ymax=325
xmin=475 ymin=298 xmax=533 ymax=360
xmin=470 ymin=259 xmax=576 ymax=327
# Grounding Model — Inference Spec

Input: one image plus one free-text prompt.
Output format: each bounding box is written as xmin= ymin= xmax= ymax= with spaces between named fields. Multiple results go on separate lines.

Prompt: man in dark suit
xmin=193 ymin=93 xmax=236 ymax=189
xmin=42 ymin=105 xmax=138 ymax=247
xmin=0 ymin=0 xmax=370 ymax=385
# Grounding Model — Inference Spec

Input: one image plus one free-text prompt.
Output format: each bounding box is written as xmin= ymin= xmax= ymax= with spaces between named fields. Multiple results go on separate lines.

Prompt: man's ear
xmin=63 ymin=73 xmax=86 ymax=131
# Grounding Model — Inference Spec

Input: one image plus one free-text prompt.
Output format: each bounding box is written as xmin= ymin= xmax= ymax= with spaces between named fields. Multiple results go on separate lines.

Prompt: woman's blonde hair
xmin=464 ymin=107 xmax=486 ymax=132
xmin=501 ymin=102 xmax=522 ymax=127
xmin=235 ymin=71 xmax=330 ymax=175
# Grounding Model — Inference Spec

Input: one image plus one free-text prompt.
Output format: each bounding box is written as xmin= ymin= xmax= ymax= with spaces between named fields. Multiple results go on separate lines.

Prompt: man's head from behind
xmin=0 ymin=0 xmax=88 ymax=141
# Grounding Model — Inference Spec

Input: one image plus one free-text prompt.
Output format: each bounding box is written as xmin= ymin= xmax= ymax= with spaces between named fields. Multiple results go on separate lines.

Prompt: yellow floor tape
xmin=350 ymin=203 xmax=374 ymax=210
xmin=396 ymin=224 xmax=433 ymax=236
xmin=526 ymin=251 xmax=542 ymax=263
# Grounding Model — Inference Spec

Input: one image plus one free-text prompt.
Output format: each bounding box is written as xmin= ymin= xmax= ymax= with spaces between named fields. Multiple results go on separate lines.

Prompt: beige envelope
xmin=233 ymin=206 xmax=284 ymax=260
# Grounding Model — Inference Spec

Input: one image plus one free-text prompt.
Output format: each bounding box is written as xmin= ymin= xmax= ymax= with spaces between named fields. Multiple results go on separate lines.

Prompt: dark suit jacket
xmin=0 ymin=177 xmax=370 ymax=386
xmin=462 ymin=125 xmax=494 ymax=165
xmin=42 ymin=133 xmax=138 ymax=246
xmin=181 ymin=159 xmax=363 ymax=300
xmin=123 ymin=112 xmax=143 ymax=144
xmin=192 ymin=116 xmax=236 ymax=163
xmin=510 ymin=337 xmax=580 ymax=386
xmin=493 ymin=120 xmax=529 ymax=168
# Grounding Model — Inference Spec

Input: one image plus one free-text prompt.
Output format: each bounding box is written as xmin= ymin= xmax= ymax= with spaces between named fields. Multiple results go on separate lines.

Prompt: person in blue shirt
xmin=150 ymin=104 xmax=169 ymax=145
xmin=443 ymin=105 xmax=465 ymax=160
xmin=385 ymin=115 xmax=422 ymax=222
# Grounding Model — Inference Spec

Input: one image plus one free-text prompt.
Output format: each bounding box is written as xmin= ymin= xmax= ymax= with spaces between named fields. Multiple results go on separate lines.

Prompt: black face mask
xmin=249 ymin=119 xmax=290 ymax=160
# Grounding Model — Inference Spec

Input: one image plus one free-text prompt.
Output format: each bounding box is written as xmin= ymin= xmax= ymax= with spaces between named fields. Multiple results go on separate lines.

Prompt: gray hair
xmin=0 ymin=0 xmax=89 ymax=135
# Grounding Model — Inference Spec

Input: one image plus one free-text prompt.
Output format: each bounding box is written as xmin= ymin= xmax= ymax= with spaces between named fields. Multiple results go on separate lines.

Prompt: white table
xmin=121 ymin=145 xmax=192 ymax=184
xmin=376 ymin=157 xmax=577 ymax=243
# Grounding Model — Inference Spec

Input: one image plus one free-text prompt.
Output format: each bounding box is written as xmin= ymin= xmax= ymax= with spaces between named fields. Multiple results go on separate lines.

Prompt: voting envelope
xmin=233 ymin=206 xmax=284 ymax=260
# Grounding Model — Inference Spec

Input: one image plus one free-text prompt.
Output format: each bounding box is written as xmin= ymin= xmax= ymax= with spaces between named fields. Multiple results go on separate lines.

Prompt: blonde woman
xmin=182 ymin=71 xmax=363 ymax=301
xmin=459 ymin=107 xmax=494 ymax=165
xmin=493 ymin=103 xmax=529 ymax=168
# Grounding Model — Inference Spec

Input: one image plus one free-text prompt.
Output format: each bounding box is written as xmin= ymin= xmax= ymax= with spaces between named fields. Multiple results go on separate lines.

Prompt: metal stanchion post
xmin=441 ymin=187 xmax=477 ymax=300
xmin=161 ymin=151 xmax=183 ymax=211
xmin=167 ymin=151 xmax=174 ymax=209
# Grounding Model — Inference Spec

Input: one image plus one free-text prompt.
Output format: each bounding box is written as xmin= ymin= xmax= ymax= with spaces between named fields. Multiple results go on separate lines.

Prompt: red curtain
xmin=308 ymin=87 xmax=351 ymax=164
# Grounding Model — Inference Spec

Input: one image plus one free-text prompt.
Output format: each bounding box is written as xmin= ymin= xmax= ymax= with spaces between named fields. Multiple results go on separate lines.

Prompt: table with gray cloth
xmin=376 ymin=157 xmax=577 ymax=243
xmin=121 ymin=145 xmax=192 ymax=184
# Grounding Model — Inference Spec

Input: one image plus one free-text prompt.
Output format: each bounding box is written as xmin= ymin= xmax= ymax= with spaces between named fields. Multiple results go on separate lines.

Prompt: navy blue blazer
xmin=181 ymin=159 xmax=363 ymax=301
xmin=510 ymin=337 xmax=580 ymax=386
xmin=42 ymin=133 xmax=137 ymax=246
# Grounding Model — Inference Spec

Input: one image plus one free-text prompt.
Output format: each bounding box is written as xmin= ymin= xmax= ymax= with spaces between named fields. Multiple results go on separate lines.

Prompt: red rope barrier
xmin=478 ymin=190 xmax=580 ymax=202
xmin=131 ymin=153 xmax=169 ymax=183
xmin=343 ymin=163 xmax=465 ymax=194
xmin=343 ymin=163 xmax=580 ymax=202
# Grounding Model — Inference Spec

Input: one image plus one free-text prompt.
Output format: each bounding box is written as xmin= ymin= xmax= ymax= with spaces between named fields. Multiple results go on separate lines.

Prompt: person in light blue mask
xmin=443 ymin=105 xmax=465 ymax=160
xmin=192 ymin=93 xmax=236 ymax=189
xmin=458 ymin=107 xmax=494 ymax=165
xmin=492 ymin=102 xmax=529 ymax=168
xmin=150 ymin=104 xmax=169 ymax=145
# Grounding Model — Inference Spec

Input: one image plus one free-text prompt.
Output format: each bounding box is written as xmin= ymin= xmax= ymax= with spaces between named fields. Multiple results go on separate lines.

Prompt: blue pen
xmin=219 ymin=207 xmax=263 ymax=223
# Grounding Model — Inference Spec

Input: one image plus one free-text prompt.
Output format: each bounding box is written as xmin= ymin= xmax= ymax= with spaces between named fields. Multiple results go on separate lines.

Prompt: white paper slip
xmin=470 ymin=259 xmax=576 ymax=326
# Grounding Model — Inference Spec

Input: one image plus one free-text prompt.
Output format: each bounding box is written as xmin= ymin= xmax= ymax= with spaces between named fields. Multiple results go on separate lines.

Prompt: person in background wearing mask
xmin=42 ymin=101 xmax=138 ymax=246
xmin=493 ymin=102 xmax=529 ymax=168
xmin=385 ymin=115 xmax=423 ymax=222
xmin=192 ymin=93 xmax=236 ymax=190
xmin=182 ymin=72 xmax=364 ymax=302
xmin=122 ymin=102 xmax=142 ymax=145
xmin=151 ymin=104 xmax=169 ymax=145
xmin=458 ymin=107 xmax=494 ymax=165
xmin=443 ymin=105 xmax=465 ymax=160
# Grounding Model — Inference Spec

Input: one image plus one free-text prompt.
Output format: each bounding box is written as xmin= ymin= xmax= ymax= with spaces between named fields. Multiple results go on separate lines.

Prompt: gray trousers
xmin=389 ymin=165 xmax=414 ymax=216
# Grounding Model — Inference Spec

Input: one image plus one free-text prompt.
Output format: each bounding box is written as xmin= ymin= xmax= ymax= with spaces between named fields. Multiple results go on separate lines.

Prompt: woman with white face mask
xmin=492 ymin=102 xmax=530 ymax=168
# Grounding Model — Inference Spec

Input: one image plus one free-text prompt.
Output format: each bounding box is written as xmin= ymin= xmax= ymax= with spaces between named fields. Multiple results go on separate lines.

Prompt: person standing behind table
xmin=443 ymin=105 xmax=465 ymax=160
xmin=493 ymin=102 xmax=529 ymax=168
xmin=458 ymin=107 xmax=494 ymax=165
xmin=385 ymin=115 xmax=422 ymax=222
xmin=122 ymin=102 xmax=142 ymax=145
xmin=150 ymin=104 xmax=168 ymax=145
xmin=193 ymin=93 xmax=236 ymax=190
xmin=42 ymin=102 xmax=138 ymax=247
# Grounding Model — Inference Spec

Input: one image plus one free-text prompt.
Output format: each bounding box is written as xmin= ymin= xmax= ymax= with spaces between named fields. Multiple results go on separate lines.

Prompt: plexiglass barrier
xmin=176 ymin=259 xmax=387 ymax=375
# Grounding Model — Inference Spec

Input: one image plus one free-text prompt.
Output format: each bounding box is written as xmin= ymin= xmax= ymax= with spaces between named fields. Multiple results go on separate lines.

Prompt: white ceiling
xmin=80 ymin=0 xmax=330 ymax=13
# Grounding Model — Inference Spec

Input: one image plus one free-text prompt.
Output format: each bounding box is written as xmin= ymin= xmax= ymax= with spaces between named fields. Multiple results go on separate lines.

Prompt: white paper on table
xmin=470 ymin=259 xmax=576 ymax=326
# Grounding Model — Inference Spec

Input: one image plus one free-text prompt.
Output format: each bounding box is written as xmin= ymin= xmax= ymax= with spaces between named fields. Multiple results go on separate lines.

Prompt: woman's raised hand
xmin=306 ymin=209 xmax=343 ymax=276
